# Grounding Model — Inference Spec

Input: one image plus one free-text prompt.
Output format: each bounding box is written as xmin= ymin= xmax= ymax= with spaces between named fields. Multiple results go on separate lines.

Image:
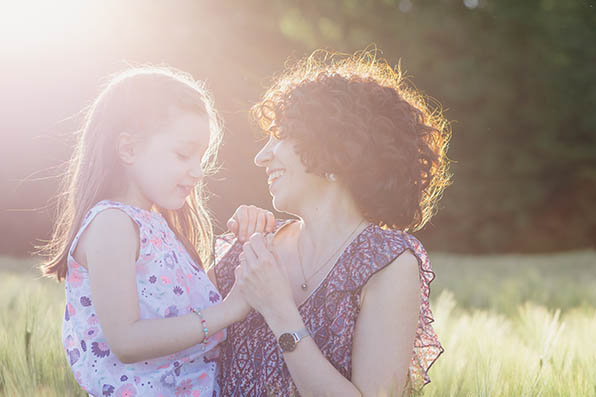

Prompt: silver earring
xmin=325 ymin=172 xmax=337 ymax=182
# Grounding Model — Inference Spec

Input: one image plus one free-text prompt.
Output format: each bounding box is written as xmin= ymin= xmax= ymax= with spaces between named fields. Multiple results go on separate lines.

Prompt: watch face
xmin=278 ymin=333 xmax=296 ymax=352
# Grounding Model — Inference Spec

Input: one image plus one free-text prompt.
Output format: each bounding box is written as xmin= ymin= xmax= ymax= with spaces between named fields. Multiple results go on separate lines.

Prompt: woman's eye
xmin=176 ymin=152 xmax=190 ymax=160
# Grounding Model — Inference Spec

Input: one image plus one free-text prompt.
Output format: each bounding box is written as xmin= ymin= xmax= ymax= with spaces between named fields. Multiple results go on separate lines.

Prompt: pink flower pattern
xmin=175 ymin=379 xmax=193 ymax=396
xmin=115 ymin=383 xmax=137 ymax=397
xmin=62 ymin=201 xmax=224 ymax=396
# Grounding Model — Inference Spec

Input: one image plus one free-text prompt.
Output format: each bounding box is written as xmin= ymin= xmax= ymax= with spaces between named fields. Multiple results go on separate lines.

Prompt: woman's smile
xmin=267 ymin=168 xmax=286 ymax=189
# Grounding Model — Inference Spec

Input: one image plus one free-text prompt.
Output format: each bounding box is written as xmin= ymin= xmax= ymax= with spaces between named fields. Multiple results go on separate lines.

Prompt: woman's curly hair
xmin=251 ymin=49 xmax=452 ymax=232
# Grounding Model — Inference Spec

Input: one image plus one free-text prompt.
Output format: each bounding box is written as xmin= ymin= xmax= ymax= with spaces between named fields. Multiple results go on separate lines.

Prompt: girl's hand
xmin=236 ymin=233 xmax=295 ymax=320
xmin=227 ymin=205 xmax=275 ymax=242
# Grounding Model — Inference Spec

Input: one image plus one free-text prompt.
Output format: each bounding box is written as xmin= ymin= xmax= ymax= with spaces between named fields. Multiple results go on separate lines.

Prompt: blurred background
xmin=2 ymin=0 xmax=595 ymax=256
xmin=2 ymin=2 xmax=596 ymax=395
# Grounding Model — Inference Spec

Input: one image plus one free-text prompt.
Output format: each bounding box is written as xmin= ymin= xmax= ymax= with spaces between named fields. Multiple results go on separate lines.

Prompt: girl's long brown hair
xmin=38 ymin=66 xmax=223 ymax=281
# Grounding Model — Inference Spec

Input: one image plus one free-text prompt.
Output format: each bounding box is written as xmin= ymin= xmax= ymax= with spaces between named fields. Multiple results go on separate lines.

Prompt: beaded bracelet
xmin=190 ymin=307 xmax=209 ymax=346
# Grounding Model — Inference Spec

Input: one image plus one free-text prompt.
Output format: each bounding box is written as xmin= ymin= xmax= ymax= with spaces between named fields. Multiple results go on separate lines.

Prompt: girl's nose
xmin=189 ymin=160 xmax=204 ymax=180
xmin=254 ymin=136 xmax=273 ymax=167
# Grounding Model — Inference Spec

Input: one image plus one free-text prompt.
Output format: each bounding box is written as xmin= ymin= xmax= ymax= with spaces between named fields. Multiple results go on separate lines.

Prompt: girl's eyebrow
xmin=175 ymin=141 xmax=209 ymax=156
xmin=176 ymin=139 xmax=207 ymax=149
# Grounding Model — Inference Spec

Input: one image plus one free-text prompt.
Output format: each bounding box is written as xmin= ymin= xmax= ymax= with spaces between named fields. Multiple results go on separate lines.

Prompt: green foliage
xmin=2 ymin=1 xmax=595 ymax=255
xmin=431 ymin=250 xmax=596 ymax=315
xmin=267 ymin=0 xmax=596 ymax=252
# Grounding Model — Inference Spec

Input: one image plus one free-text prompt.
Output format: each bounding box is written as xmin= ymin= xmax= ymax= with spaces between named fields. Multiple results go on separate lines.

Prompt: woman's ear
xmin=117 ymin=132 xmax=137 ymax=165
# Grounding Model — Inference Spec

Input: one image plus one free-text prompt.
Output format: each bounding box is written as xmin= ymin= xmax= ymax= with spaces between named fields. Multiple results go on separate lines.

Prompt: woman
xmin=215 ymin=51 xmax=450 ymax=396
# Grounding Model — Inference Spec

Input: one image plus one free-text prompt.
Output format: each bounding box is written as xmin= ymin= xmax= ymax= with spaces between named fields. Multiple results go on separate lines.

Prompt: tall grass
xmin=0 ymin=272 xmax=86 ymax=396
xmin=425 ymin=291 xmax=596 ymax=396
xmin=1 ymin=251 xmax=595 ymax=396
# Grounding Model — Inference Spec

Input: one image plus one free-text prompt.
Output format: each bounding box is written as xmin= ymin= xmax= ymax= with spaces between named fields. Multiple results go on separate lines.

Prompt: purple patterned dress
xmin=214 ymin=221 xmax=443 ymax=396
xmin=62 ymin=200 xmax=225 ymax=397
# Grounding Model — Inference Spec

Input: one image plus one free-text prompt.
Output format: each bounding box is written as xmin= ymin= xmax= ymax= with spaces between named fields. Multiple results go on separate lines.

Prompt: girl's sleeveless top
xmin=62 ymin=200 xmax=225 ymax=397
xmin=214 ymin=222 xmax=443 ymax=396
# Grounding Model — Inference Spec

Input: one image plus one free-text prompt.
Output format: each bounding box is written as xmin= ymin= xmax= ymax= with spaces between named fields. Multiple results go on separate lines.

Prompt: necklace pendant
xmin=301 ymin=283 xmax=308 ymax=290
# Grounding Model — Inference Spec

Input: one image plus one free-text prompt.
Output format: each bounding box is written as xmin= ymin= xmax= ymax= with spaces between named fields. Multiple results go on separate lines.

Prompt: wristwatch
xmin=278 ymin=328 xmax=310 ymax=353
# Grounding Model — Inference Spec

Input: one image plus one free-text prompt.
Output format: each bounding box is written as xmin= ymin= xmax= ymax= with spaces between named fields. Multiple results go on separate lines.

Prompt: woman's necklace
xmin=296 ymin=220 xmax=366 ymax=291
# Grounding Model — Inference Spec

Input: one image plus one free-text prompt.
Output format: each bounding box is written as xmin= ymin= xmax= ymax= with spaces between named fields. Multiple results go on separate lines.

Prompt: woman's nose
xmin=254 ymin=137 xmax=273 ymax=167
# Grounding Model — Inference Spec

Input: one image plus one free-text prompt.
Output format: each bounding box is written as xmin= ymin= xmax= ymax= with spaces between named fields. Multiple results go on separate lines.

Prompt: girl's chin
xmin=156 ymin=197 xmax=187 ymax=211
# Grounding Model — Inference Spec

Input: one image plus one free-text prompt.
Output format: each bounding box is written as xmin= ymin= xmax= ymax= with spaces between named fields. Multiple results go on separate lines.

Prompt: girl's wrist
xmin=220 ymin=295 xmax=236 ymax=320
xmin=222 ymin=294 xmax=246 ymax=322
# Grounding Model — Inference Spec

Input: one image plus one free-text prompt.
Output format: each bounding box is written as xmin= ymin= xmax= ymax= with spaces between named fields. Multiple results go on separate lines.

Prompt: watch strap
xmin=292 ymin=327 xmax=309 ymax=342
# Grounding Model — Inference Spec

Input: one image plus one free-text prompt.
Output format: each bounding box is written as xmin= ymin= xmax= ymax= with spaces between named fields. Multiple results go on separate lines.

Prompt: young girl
xmin=40 ymin=67 xmax=270 ymax=396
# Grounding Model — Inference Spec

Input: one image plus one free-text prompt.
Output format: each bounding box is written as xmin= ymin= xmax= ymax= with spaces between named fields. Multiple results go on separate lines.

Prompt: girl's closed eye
xmin=175 ymin=144 xmax=207 ymax=162
xmin=176 ymin=151 xmax=191 ymax=161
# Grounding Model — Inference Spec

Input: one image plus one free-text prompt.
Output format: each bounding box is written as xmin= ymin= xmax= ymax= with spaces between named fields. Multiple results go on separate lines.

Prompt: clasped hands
xmin=226 ymin=206 xmax=295 ymax=321
xmin=235 ymin=232 xmax=296 ymax=320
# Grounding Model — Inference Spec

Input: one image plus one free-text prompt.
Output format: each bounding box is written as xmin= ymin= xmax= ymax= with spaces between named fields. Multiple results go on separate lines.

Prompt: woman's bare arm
xmin=239 ymin=234 xmax=420 ymax=396
xmin=351 ymin=250 xmax=420 ymax=395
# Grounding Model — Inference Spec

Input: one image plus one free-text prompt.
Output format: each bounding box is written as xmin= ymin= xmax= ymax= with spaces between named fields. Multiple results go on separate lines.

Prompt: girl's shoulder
xmin=70 ymin=201 xmax=166 ymax=264
xmin=88 ymin=200 xmax=163 ymax=225
xmin=70 ymin=202 xmax=142 ymax=267
xmin=83 ymin=200 xmax=170 ymax=238
xmin=79 ymin=207 xmax=139 ymax=246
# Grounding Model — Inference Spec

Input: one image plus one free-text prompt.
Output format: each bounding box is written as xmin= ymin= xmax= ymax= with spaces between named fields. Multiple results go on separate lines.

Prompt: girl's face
xmin=126 ymin=108 xmax=210 ymax=210
xmin=254 ymin=133 xmax=327 ymax=214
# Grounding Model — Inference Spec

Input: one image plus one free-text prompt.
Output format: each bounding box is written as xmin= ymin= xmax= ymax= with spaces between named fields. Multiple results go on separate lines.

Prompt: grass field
xmin=1 ymin=252 xmax=595 ymax=396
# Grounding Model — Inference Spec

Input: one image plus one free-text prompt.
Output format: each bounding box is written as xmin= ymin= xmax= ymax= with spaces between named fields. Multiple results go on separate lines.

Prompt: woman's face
xmin=254 ymin=133 xmax=326 ymax=214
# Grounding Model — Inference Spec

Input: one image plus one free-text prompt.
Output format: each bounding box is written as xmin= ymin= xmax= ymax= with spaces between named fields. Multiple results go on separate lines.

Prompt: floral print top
xmin=62 ymin=200 xmax=225 ymax=397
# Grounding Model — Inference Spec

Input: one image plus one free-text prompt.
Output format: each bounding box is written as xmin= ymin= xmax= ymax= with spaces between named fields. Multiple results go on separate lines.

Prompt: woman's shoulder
xmin=363 ymin=225 xmax=429 ymax=261
xmin=364 ymin=248 xmax=420 ymax=296
xmin=333 ymin=225 xmax=429 ymax=290
xmin=356 ymin=225 xmax=421 ymax=256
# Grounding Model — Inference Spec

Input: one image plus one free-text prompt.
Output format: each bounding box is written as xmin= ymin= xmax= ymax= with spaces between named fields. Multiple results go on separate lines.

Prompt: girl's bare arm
xmin=79 ymin=209 xmax=248 ymax=364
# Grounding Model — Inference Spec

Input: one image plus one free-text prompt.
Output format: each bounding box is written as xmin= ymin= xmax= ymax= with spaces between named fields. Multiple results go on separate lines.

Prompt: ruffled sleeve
xmin=404 ymin=234 xmax=444 ymax=392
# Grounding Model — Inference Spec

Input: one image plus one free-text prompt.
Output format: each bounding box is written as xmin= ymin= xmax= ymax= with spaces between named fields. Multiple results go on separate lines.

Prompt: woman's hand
xmin=236 ymin=233 xmax=296 ymax=322
xmin=227 ymin=205 xmax=275 ymax=242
